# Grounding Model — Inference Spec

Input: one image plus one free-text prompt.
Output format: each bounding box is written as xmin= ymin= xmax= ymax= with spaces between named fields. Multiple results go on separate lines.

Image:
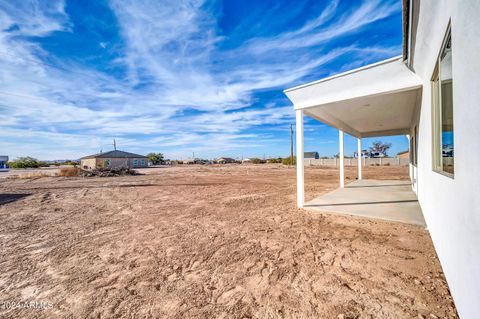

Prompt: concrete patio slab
xmin=304 ymin=179 xmax=426 ymax=227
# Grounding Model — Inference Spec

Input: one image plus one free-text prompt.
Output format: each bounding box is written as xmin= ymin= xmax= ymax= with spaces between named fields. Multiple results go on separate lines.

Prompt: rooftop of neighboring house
xmin=304 ymin=152 xmax=319 ymax=158
xmin=80 ymin=150 xmax=147 ymax=160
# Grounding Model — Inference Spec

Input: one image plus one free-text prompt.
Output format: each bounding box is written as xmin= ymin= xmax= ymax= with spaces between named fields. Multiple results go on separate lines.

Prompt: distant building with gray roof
xmin=80 ymin=150 xmax=147 ymax=170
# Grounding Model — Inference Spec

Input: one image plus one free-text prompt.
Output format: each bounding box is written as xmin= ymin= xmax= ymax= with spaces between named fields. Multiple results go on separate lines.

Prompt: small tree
xmin=147 ymin=152 xmax=164 ymax=165
xmin=9 ymin=157 xmax=41 ymax=168
xmin=369 ymin=141 xmax=392 ymax=156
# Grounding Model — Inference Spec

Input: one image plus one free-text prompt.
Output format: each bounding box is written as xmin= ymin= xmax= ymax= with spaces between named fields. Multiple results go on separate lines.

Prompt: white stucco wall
xmin=411 ymin=1 xmax=480 ymax=317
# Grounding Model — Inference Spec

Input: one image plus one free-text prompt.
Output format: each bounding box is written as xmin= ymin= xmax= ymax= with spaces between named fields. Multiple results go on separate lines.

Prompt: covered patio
xmin=305 ymin=179 xmax=426 ymax=226
xmin=284 ymin=56 xmax=425 ymax=226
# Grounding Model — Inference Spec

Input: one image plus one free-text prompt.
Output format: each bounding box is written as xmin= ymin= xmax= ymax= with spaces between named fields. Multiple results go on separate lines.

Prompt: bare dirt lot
xmin=0 ymin=165 xmax=457 ymax=318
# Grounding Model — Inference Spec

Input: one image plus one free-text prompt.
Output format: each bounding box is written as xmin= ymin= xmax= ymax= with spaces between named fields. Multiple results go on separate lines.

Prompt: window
xmin=141 ymin=159 xmax=145 ymax=166
xmin=432 ymin=26 xmax=454 ymax=176
xmin=104 ymin=159 xmax=110 ymax=167
xmin=133 ymin=159 xmax=138 ymax=167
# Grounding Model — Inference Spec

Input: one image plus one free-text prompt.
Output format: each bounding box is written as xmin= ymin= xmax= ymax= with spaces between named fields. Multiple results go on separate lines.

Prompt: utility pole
xmin=290 ymin=124 xmax=294 ymax=166
xmin=113 ymin=139 xmax=117 ymax=151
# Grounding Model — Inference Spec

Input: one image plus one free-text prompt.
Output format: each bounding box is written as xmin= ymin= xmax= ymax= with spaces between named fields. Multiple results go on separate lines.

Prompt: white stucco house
xmin=284 ymin=0 xmax=479 ymax=317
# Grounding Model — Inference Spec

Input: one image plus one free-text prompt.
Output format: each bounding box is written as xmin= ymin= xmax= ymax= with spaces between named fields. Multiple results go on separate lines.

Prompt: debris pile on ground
xmin=79 ymin=167 xmax=140 ymax=177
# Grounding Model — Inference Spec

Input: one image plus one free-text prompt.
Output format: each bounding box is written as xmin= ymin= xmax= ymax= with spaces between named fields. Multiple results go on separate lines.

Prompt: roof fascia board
xmin=286 ymin=59 xmax=422 ymax=111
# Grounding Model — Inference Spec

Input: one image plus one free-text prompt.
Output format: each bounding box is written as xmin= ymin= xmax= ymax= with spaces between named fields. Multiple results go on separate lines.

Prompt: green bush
xmin=282 ymin=156 xmax=296 ymax=165
xmin=250 ymin=158 xmax=266 ymax=164
xmin=266 ymin=157 xmax=282 ymax=163
xmin=58 ymin=167 xmax=81 ymax=177
xmin=9 ymin=157 xmax=41 ymax=168
xmin=63 ymin=161 xmax=79 ymax=166
xmin=147 ymin=152 xmax=164 ymax=165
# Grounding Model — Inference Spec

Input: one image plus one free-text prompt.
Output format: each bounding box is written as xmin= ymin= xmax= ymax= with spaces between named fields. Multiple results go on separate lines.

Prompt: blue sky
xmin=0 ymin=0 xmax=408 ymax=160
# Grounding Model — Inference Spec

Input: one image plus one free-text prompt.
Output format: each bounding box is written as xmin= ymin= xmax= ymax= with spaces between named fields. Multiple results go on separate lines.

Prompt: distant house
xmin=354 ymin=150 xmax=386 ymax=158
xmin=184 ymin=158 xmax=209 ymax=164
xmin=183 ymin=158 xmax=195 ymax=164
xmin=369 ymin=151 xmax=387 ymax=158
xmin=80 ymin=150 xmax=148 ymax=170
xmin=0 ymin=155 xmax=8 ymax=172
xmin=396 ymin=150 xmax=409 ymax=159
xmin=304 ymin=152 xmax=319 ymax=159
xmin=216 ymin=157 xmax=236 ymax=164
xmin=241 ymin=158 xmax=252 ymax=164
xmin=354 ymin=150 xmax=370 ymax=158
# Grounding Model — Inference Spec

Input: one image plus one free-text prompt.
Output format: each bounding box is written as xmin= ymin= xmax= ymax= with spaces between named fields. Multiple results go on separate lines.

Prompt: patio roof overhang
xmin=284 ymin=56 xmax=423 ymax=138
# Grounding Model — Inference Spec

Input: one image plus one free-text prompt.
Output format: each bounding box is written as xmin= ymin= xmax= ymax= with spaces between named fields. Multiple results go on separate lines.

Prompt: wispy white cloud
xmin=243 ymin=0 xmax=400 ymax=54
xmin=0 ymin=0 xmax=401 ymax=159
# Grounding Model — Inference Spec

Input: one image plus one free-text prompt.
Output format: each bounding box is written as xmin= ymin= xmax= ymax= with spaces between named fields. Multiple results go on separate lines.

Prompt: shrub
xmin=147 ymin=152 xmax=164 ymax=165
xmin=63 ymin=161 xmax=79 ymax=166
xmin=9 ymin=157 xmax=41 ymax=168
xmin=282 ymin=157 xmax=296 ymax=165
xmin=266 ymin=158 xmax=282 ymax=163
xmin=57 ymin=167 xmax=81 ymax=177
xmin=250 ymin=158 xmax=266 ymax=164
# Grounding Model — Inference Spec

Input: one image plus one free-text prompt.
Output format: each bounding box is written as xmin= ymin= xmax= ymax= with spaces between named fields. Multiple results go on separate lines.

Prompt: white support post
xmin=357 ymin=137 xmax=362 ymax=180
xmin=339 ymin=130 xmax=345 ymax=188
xmin=296 ymin=110 xmax=305 ymax=208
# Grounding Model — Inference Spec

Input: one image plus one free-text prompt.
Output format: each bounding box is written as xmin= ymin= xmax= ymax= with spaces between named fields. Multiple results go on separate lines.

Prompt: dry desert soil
xmin=0 ymin=165 xmax=457 ymax=318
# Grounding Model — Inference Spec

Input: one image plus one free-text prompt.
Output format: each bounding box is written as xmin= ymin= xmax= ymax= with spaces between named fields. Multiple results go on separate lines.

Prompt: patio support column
xmin=296 ymin=109 xmax=305 ymax=208
xmin=339 ymin=130 xmax=345 ymax=188
xmin=357 ymin=137 xmax=362 ymax=180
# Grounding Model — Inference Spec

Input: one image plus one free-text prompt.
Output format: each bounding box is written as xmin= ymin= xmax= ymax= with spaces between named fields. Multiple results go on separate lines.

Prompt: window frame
xmin=431 ymin=23 xmax=454 ymax=179
xmin=409 ymin=126 xmax=418 ymax=167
